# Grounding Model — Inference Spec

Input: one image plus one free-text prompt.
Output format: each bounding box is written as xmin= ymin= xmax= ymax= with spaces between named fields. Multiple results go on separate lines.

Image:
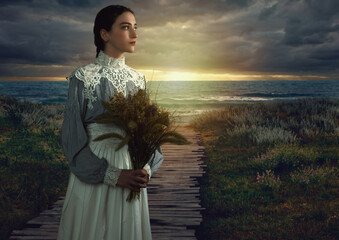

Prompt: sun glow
xmin=0 ymin=71 xmax=330 ymax=82
xmin=139 ymin=69 xmax=330 ymax=81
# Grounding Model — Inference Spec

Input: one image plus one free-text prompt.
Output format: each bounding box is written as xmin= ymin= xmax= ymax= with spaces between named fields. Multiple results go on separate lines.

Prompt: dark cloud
xmin=310 ymin=49 xmax=339 ymax=61
xmin=282 ymin=17 xmax=337 ymax=46
xmin=57 ymin=0 xmax=92 ymax=8
xmin=305 ymin=0 xmax=339 ymax=19
xmin=210 ymin=0 xmax=339 ymax=76
xmin=0 ymin=0 xmax=338 ymax=79
xmin=0 ymin=18 xmax=92 ymax=65
xmin=0 ymin=0 xmax=33 ymax=5
xmin=189 ymin=0 xmax=255 ymax=11
xmin=258 ymin=3 xmax=278 ymax=20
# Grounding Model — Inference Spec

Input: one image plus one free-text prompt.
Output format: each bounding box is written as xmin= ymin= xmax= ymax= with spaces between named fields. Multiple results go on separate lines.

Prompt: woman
xmin=57 ymin=5 xmax=164 ymax=240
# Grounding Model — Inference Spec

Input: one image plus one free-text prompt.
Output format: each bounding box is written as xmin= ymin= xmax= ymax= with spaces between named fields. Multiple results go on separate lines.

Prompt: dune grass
xmin=189 ymin=98 xmax=338 ymax=240
xmin=0 ymin=94 xmax=69 ymax=239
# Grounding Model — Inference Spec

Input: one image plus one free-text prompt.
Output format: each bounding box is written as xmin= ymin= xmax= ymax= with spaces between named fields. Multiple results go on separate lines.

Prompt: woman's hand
xmin=116 ymin=169 xmax=149 ymax=192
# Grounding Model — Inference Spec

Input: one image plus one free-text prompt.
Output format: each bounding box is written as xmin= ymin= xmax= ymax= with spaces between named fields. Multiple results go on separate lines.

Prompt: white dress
xmin=57 ymin=50 xmax=164 ymax=240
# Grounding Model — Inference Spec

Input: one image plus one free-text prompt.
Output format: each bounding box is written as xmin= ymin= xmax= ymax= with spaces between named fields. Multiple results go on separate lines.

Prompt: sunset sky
xmin=0 ymin=0 xmax=338 ymax=81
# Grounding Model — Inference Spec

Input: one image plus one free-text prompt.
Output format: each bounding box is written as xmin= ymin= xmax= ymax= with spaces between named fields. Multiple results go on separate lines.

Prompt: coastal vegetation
xmin=0 ymin=94 xmax=68 ymax=239
xmin=189 ymin=97 xmax=338 ymax=240
xmin=1 ymin=93 xmax=338 ymax=240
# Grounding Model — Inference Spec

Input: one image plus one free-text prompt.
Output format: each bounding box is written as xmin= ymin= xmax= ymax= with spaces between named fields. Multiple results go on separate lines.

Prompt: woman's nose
xmin=130 ymin=29 xmax=137 ymax=38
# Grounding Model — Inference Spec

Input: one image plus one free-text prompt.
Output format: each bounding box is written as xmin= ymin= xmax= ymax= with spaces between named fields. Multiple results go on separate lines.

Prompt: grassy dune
xmin=189 ymin=98 xmax=338 ymax=240
xmin=0 ymin=94 xmax=69 ymax=239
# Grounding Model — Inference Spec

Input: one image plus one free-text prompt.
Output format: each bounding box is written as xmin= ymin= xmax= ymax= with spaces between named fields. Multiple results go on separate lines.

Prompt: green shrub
xmin=249 ymin=143 xmax=319 ymax=173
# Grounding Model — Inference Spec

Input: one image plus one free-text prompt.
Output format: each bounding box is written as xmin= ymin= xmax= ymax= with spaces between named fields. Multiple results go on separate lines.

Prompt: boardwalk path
xmin=10 ymin=123 xmax=207 ymax=240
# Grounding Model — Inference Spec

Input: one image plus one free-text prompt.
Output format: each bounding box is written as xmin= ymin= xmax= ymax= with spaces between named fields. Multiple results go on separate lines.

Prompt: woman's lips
xmin=130 ymin=41 xmax=136 ymax=45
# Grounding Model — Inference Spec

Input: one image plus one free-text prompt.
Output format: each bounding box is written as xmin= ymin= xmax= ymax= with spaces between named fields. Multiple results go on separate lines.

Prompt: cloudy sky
xmin=0 ymin=0 xmax=338 ymax=81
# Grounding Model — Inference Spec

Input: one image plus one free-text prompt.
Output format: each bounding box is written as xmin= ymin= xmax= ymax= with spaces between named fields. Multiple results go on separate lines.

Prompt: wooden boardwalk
xmin=9 ymin=123 xmax=207 ymax=240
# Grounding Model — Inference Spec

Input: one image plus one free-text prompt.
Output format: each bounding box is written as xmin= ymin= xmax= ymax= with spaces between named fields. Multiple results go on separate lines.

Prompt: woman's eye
xmin=122 ymin=26 xmax=138 ymax=30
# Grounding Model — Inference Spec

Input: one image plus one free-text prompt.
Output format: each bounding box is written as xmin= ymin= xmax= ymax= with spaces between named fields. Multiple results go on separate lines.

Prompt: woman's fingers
xmin=134 ymin=169 xmax=148 ymax=177
xmin=134 ymin=175 xmax=147 ymax=184
xmin=128 ymin=170 xmax=147 ymax=191
xmin=130 ymin=180 xmax=147 ymax=191
xmin=116 ymin=169 xmax=148 ymax=192
xmin=132 ymin=170 xmax=148 ymax=183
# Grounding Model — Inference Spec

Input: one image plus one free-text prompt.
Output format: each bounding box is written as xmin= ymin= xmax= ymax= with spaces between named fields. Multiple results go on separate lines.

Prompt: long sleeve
xmin=61 ymin=75 xmax=121 ymax=186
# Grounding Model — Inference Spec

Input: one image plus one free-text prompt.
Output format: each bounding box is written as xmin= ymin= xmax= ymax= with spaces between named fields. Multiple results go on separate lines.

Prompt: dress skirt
xmin=57 ymin=122 xmax=152 ymax=240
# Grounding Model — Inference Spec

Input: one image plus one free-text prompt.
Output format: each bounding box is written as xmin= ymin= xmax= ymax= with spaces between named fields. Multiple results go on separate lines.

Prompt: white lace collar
xmin=66 ymin=50 xmax=145 ymax=110
xmin=96 ymin=50 xmax=126 ymax=68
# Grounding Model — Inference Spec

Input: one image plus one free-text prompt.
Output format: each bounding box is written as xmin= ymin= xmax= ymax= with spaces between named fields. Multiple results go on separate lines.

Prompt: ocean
xmin=1 ymin=80 xmax=338 ymax=123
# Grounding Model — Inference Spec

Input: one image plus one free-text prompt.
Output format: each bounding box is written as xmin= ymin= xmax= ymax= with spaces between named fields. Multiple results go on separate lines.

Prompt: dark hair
xmin=93 ymin=5 xmax=134 ymax=58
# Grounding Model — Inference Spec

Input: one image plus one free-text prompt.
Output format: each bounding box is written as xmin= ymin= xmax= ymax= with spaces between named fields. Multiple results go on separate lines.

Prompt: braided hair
xmin=93 ymin=5 xmax=134 ymax=58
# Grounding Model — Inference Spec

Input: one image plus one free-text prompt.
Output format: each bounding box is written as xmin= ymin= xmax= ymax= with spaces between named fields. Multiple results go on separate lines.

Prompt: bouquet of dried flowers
xmin=93 ymin=87 xmax=191 ymax=202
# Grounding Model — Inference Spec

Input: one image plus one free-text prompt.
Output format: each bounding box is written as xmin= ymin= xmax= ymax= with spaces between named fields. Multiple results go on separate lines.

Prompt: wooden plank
xmin=147 ymin=123 xmax=206 ymax=239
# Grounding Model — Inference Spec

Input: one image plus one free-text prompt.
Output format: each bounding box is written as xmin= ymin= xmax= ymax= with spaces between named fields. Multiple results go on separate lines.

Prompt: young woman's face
xmin=101 ymin=11 xmax=138 ymax=55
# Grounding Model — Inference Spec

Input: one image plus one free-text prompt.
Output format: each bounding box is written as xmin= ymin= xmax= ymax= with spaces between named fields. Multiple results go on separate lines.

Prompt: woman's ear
xmin=100 ymin=29 xmax=109 ymax=42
